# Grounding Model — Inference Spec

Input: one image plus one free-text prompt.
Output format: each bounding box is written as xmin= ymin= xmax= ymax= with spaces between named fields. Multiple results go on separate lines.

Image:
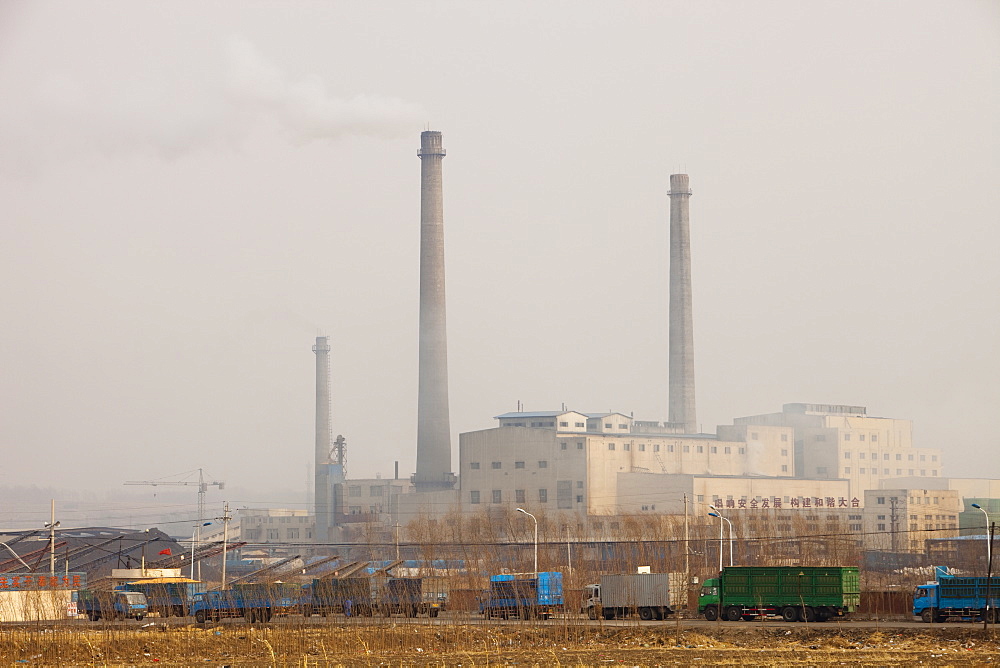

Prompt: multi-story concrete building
xmin=862 ymin=488 xmax=960 ymax=553
xmin=734 ymin=403 xmax=941 ymax=500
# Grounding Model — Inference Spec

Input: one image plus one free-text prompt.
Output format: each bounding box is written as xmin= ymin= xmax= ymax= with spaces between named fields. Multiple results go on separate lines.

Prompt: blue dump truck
xmin=120 ymin=579 xmax=196 ymax=617
xmin=191 ymin=583 xmax=300 ymax=623
xmin=307 ymin=576 xmax=376 ymax=617
xmin=480 ymin=572 xmax=563 ymax=620
xmin=914 ymin=566 xmax=1000 ymax=623
xmin=77 ymin=589 xmax=149 ymax=621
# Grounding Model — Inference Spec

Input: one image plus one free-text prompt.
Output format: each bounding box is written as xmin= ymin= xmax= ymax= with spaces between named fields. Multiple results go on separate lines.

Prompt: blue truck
xmin=480 ymin=572 xmax=563 ymax=620
xmin=77 ymin=589 xmax=149 ymax=621
xmin=191 ymin=583 xmax=301 ymax=623
xmin=914 ymin=566 xmax=1000 ymax=623
xmin=120 ymin=580 xmax=196 ymax=618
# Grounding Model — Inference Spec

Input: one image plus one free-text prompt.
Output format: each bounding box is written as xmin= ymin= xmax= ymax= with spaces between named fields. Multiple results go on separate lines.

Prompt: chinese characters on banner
xmin=711 ymin=496 xmax=860 ymax=509
xmin=0 ymin=573 xmax=86 ymax=591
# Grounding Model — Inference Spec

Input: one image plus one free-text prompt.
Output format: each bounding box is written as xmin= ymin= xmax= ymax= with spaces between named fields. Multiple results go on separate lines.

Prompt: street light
xmin=709 ymin=505 xmax=735 ymax=567
xmin=973 ymin=504 xmax=991 ymax=566
xmin=972 ymin=504 xmax=993 ymax=628
xmin=191 ymin=522 xmax=212 ymax=580
xmin=516 ymin=508 xmax=538 ymax=575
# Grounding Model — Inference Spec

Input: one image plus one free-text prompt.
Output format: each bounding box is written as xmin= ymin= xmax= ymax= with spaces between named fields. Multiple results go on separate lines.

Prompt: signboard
xmin=0 ymin=573 xmax=86 ymax=591
xmin=710 ymin=496 xmax=860 ymax=509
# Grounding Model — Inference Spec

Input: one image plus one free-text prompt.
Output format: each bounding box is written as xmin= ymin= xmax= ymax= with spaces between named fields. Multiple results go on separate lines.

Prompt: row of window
xmin=245 ymin=528 xmax=311 ymax=540
xmin=348 ymin=485 xmax=388 ymax=497
xmin=748 ymin=433 xmax=790 ymax=442
xmin=470 ymin=460 xmax=549 ymax=470
xmin=347 ymin=504 xmax=384 ymax=514
xmin=844 ymin=452 xmax=936 ymax=462
xmin=846 ymin=467 xmax=937 ymax=476
xmin=469 ymin=489 xmax=584 ymax=505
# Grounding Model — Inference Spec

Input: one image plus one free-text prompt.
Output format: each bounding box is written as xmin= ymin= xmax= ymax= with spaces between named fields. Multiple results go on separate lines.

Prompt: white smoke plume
xmin=0 ymin=35 xmax=424 ymax=172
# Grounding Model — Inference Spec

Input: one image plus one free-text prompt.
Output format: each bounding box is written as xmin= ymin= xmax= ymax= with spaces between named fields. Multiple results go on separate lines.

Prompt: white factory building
xmin=454 ymin=403 xmax=942 ymax=517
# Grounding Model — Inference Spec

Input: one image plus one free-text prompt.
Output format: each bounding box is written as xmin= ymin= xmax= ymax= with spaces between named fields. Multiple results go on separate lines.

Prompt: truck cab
xmin=78 ymin=590 xmax=148 ymax=621
xmin=698 ymin=578 xmax=720 ymax=620
xmin=913 ymin=583 xmax=941 ymax=623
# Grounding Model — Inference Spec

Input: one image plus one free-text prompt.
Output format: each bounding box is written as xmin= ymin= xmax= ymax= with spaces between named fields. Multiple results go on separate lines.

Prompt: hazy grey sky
xmin=2 ymin=1 xmax=998 ymax=523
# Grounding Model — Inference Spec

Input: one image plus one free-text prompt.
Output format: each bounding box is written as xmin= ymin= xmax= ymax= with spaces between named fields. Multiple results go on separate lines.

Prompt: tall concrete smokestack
xmin=413 ymin=130 xmax=456 ymax=491
xmin=313 ymin=336 xmax=332 ymax=541
xmin=668 ymin=174 xmax=697 ymax=433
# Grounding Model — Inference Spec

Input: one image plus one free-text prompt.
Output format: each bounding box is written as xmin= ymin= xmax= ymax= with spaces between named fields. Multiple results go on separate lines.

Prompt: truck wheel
xmin=815 ymin=607 xmax=832 ymax=622
xmin=639 ymin=607 xmax=654 ymax=621
xmin=135 ymin=614 xmax=144 ymax=621
xmin=587 ymin=607 xmax=597 ymax=620
xmin=603 ymin=609 xmax=615 ymax=620
xmin=303 ymin=605 xmax=313 ymax=617
xmin=195 ymin=610 xmax=207 ymax=624
xmin=703 ymin=606 xmax=719 ymax=621
xmin=780 ymin=606 xmax=798 ymax=622
xmin=724 ymin=606 xmax=742 ymax=621
xmin=798 ymin=606 xmax=816 ymax=623
xmin=920 ymin=608 xmax=935 ymax=623
xmin=429 ymin=608 xmax=439 ymax=618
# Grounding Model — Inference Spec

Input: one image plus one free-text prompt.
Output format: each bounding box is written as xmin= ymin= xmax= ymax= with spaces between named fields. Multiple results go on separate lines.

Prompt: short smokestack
xmin=313 ymin=336 xmax=332 ymax=541
xmin=668 ymin=174 xmax=697 ymax=433
xmin=413 ymin=130 xmax=456 ymax=491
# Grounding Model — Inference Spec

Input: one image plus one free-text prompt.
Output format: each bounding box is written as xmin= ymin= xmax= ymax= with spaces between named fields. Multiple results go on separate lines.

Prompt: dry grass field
xmin=1 ymin=624 xmax=998 ymax=666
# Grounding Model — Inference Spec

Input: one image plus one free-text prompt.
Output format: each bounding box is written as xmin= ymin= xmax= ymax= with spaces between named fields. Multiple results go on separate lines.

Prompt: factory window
xmin=492 ymin=461 xmax=502 ymax=469
xmin=933 ymin=470 xmax=939 ymax=476
xmin=348 ymin=507 xmax=361 ymax=515
xmin=883 ymin=468 xmax=889 ymax=475
xmin=575 ymin=422 xmax=585 ymax=428
xmin=724 ymin=446 xmax=731 ymax=454
xmin=872 ymin=434 xmax=878 ymax=442
xmin=623 ymin=443 xmax=630 ymax=451
xmin=577 ymin=495 xmax=583 ymax=503
xmin=909 ymin=469 xmax=915 ymax=475
xmin=781 ymin=465 xmax=788 ymax=472
xmin=370 ymin=486 xmax=383 ymax=496
xmin=492 ymin=490 xmax=502 ymax=504
xmin=849 ymin=523 xmax=862 ymax=531
xmin=664 ymin=445 xmax=670 ymax=452
xmin=470 ymin=462 xmax=480 ymax=470
xmin=515 ymin=461 xmax=525 ymax=469
xmin=608 ymin=443 xmax=616 ymax=451
xmin=877 ymin=524 xmax=886 ymax=531
xmin=860 ymin=468 xmax=866 ymax=474
xmin=932 ymin=455 xmax=938 ymax=462
xmin=605 ymin=423 xmax=612 ymax=429
xmin=470 ymin=491 xmax=480 ymax=504
xmin=896 ymin=454 xmax=902 ymax=460
xmin=871 ymin=452 xmax=877 ymax=460
xmin=739 ymin=448 xmax=745 ymax=454
xmin=697 ymin=495 xmax=704 ymax=502
xmin=859 ymin=434 xmax=865 ymax=442
xmin=815 ymin=434 xmax=826 ymax=442
xmin=306 ymin=529 xmax=312 ymax=539
xmin=877 ymin=497 xmax=885 ymax=505
xmin=639 ymin=444 xmax=646 ymax=452
xmin=539 ymin=489 xmax=548 ymax=503
xmin=619 ymin=424 xmax=628 ymax=430
xmin=858 ymin=452 xmax=865 ymax=459
xmin=844 ymin=452 xmax=851 ymax=459
xmin=844 ymin=434 xmax=851 ymax=441
xmin=781 ymin=449 xmax=788 ymax=456
xmin=538 ymin=460 xmax=548 ymax=468
xmin=897 ymin=469 xmax=902 ymax=475
xmin=751 ymin=432 xmax=758 ymax=440
xmin=920 ymin=455 xmax=926 ymax=462
xmin=577 ymin=480 xmax=583 ymax=488
xmin=844 ymin=467 xmax=851 ymax=474
xmin=710 ymin=446 xmax=717 ymax=454
xmin=559 ymin=421 xmax=568 ymax=427
xmin=883 ymin=454 xmax=889 ymax=460
xmin=560 ymin=443 xmax=567 ymax=450
xmin=908 ymin=454 xmax=914 ymax=461
xmin=349 ymin=486 xmax=362 ymax=497
xmin=515 ymin=489 xmax=525 ymax=504
xmin=683 ymin=445 xmax=690 ymax=453
xmin=577 ymin=442 xmax=584 ymax=449
xmin=267 ymin=529 xmax=279 ymax=540
xmin=816 ymin=467 xmax=827 ymax=475
xmin=369 ymin=505 xmax=380 ymax=514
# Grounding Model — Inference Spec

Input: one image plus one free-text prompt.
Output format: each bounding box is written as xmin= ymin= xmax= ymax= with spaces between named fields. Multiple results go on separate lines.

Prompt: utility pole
xmin=217 ymin=502 xmax=232 ymax=590
xmin=985 ymin=521 xmax=995 ymax=632
xmin=889 ymin=497 xmax=899 ymax=553
xmin=46 ymin=500 xmax=60 ymax=576
xmin=684 ymin=494 xmax=690 ymax=609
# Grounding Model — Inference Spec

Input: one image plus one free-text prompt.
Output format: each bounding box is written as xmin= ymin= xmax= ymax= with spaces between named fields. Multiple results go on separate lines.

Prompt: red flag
xmin=158 ymin=548 xmax=171 ymax=556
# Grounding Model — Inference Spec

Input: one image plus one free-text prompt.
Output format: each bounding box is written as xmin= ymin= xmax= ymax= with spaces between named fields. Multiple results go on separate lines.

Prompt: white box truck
xmin=583 ymin=573 xmax=673 ymax=620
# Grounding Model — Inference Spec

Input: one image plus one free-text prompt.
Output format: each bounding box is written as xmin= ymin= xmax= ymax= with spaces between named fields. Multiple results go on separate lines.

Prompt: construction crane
xmin=124 ymin=468 xmax=224 ymax=524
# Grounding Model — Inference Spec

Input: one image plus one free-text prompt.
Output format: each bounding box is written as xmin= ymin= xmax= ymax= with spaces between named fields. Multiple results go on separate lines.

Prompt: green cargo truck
xmin=699 ymin=566 xmax=859 ymax=622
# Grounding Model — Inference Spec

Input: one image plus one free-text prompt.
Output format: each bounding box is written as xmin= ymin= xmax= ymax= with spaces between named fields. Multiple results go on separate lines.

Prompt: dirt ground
xmin=1 ymin=624 xmax=999 ymax=666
